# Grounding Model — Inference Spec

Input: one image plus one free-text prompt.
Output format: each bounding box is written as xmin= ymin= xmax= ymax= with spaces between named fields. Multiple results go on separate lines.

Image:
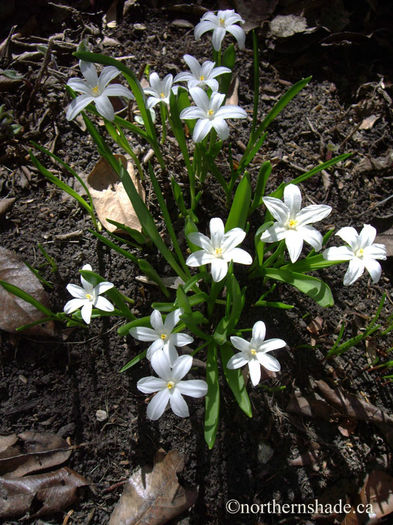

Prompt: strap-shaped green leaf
xmin=204 ymin=342 xmax=220 ymax=449
xmin=221 ymin=344 xmax=252 ymax=417
xmin=226 ymin=172 xmax=251 ymax=231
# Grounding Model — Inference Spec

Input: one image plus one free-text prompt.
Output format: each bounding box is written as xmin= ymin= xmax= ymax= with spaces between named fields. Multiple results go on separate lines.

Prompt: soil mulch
xmin=1 ymin=1 xmax=393 ymax=524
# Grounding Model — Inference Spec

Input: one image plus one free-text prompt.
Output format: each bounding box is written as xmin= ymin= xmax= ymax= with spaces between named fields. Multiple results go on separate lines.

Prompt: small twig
xmin=27 ymin=37 xmax=54 ymax=110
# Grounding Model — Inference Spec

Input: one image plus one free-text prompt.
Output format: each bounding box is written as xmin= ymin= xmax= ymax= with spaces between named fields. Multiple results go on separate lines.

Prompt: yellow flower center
xmin=288 ymin=219 xmax=298 ymax=229
xmin=167 ymin=381 xmax=175 ymax=390
xmin=219 ymin=17 xmax=225 ymax=26
xmin=215 ymin=247 xmax=223 ymax=257
xmin=356 ymin=248 xmax=364 ymax=258
xmin=250 ymin=348 xmax=257 ymax=356
xmin=208 ymin=109 xmax=214 ymax=116
xmin=85 ymin=293 xmax=93 ymax=301
xmin=200 ymin=75 xmax=205 ymax=81
xmin=92 ymin=85 xmax=100 ymax=96
xmin=160 ymin=92 xmax=165 ymax=98
xmin=160 ymin=333 xmax=167 ymax=340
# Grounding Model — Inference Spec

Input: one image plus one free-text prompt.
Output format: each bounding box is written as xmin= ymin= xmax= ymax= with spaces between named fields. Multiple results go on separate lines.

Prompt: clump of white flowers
xmin=194 ymin=9 xmax=246 ymax=51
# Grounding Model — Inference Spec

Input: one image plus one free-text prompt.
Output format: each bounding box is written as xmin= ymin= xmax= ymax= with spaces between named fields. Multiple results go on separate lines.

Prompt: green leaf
xmin=204 ymin=342 xmax=220 ymax=449
xmin=0 ymin=281 xmax=53 ymax=317
xmin=171 ymin=178 xmax=188 ymax=217
xmin=226 ymin=173 xmax=251 ymax=231
xmin=106 ymin=219 xmax=147 ymax=245
xmin=118 ymin=315 xmax=151 ymax=336
xmin=282 ymin=254 xmax=346 ymax=273
xmin=223 ymin=43 xmax=236 ymax=70
xmin=264 ymin=268 xmax=334 ymax=307
xmin=254 ymin=300 xmax=294 ymax=309
xmin=249 ymin=161 xmax=272 ymax=215
xmin=120 ymin=350 xmax=147 ymax=372
xmin=221 ymin=344 xmax=252 ymax=417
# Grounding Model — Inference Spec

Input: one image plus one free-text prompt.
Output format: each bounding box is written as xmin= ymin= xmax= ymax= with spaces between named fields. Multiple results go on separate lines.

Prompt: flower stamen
xmin=91 ymin=85 xmax=100 ymax=96
xmin=356 ymin=248 xmax=364 ymax=258
xmin=85 ymin=293 xmax=93 ymax=301
xmin=167 ymin=380 xmax=175 ymax=390
xmin=250 ymin=348 xmax=257 ymax=356
xmin=214 ymin=247 xmax=223 ymax=257
xmin=160 ymin=333 xmax=167 ymax=340
xmin=287 ymin=219 xmax=298 ymax=229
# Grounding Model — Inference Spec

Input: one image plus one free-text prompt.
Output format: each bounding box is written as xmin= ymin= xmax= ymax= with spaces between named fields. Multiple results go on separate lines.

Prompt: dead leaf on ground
xmin=0 ymin=431 xmax=71 ymax=478
xmin=287 ymin=391 xmax=337 ymax=421
xmin=359 ymin=114 xmax=379 ymax=130
xmin=360 ymin=470 xmax=393 ymax=523
xmin=86 ymin=155 xmax=145 ymax=233
xmin=109 ymin=449 xmax=197 ymax=525
xmin=0 ymin=246 xmax=55 ymax=336
xmin=225 ymin=76 xmax=239 ymax=106
xmin=0 ymin=197 xmax=16 ymax=218
xmin=270 ymin=15 xmax=309 ymax=38
xmin=376 ymin=228 xmax=393 ymax=257
xmin=0 ymin=467 xmax=88 ymax=519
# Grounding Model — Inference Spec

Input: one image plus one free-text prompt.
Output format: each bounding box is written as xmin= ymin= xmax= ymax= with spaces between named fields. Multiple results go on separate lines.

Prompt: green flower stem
xmin=159 ymin=103 xmax=167 ymax=144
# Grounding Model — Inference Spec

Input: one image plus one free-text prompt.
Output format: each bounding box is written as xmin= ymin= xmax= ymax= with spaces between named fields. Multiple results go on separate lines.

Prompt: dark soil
xmin=1 ymin=1 xmax=393 ymax=524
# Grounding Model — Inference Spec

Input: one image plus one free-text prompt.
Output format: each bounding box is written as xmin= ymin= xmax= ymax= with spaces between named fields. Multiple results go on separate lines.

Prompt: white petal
xmin=212 ymin=27 xmax=226 ymax=51
xmin=174 ymin=71 xmax=193 ymax=83
xmin=260 ymin=224 xmax=287 ymax=243
xmin=162 ymin=74 xmax=173 ymax=96
xmin=79 ymin=60 xmax=98 ymax=86
xmin=148 ymin=72 xmax=161 ymax=92
xmin=209 ymin=65 xmax=231 ymax=78
xmin=259 ymin=338 xmax=286 ymax=353
xmin=67 ymin=78 xmax=89 ymax=94
xmin=299 ymin=225 xmax=323 ymax=251
xmin=323 ymin=246 xmax=354 ymax=261
xmin=147 ymin=96 xmax=161 ymax=109
xmin=283 ymin=184 xmax=302 ymax=214
xmin=103 ymin=84 xmax=134 ymax=99
xmin=150 ymin=350 xmax=172 ymax=380
xmin=230 ymin=336 xmax=250 ymax=352
xmin=150 ymin=309 xmax=163 ymax=331
xmin=248 ymin=360 xmax=261 ymax=386
xmin=177 ymin=379 xmax=208 ymax=398
xmin=212 ymin=118 xmax=229 ymax=140
xmin=193 ymin=118 xmax=213 ymax=143
xmin=225 ymin=247 xmax=252 ymax=265
xmin=262 ymin=196 xmax=289 ymax=224
xmin=226 ymin=24 xmax=246 ymax=48
xmin=66 ymin=94 xmax=94 ymax=120
xmin=210 ymin=92 xmax=226 ymax=112
xmin=171 ymin=333 xmax=194 ymax=347
xmin=227 ymin=353 xmax=249 ymax=369
xmin=146 ymin=389 xmax=169 ymax=420
xmin=359 ymin=224 xmax=376 ymax=249
xmin=257 ymin=353 xmax=281 ymax=372
xmin=66 ymin=283 xmax=86 ymax=299
xmin=187 ymin=232 xmax=212 ymax=251
xmin=129 ymin=326 xmax=158 ymax=342
xmin=146 ymin=339 xmax=165 ymax=360
xmin=205 ymin=79 xmax=219 ymax=91
xmin=180 ymin=106 xmax=206 ymax=120
xmin=336 ymin=227 xmax=359 ymax=249
xmin=164 ymin=309 xmax=181 ymax=332
xmin=171 ymin=354 xmax=193 ymax=381
xmin=169 ymin=390 xmax=189 ymax=417
xmin=194 ymin=20 xmax=217 ymax=41
xmin=98 ymin=66 xmax=120 ymax=89
xmin=190 ymin=86 xmax=210 ymax=111
xmin=364 ymin=258 xmax=382 ymax=283
xmin=364 ymin=244 xmax=386 ymax=260
xmin=81 ymin=302 xmax=93 ymax=324
xmin=64 ymin=298 xmax=86 ymax=314
xmin=94 ymin=296 xmax=114 ymax=312
xmin=186 ymin=250 xmax=215 ymax=267
xmin=210 ymin=258 xmax=228 ymax=282
xmin=96 ymin=282 xmax=114 ymax=294
xmin=252 ymin=321 xmax=266 ymax=344
xmin=94 ymin=95 xmax=115 ymax=121
xmin=285 ymin=229 xmax=304 ymax=263
xmin=343 ymin=258 xmax=365 ymax=286
xmin=215 ymin=105 xmax=247 ymax=120
xmin=223 ymin=229 xmax=246 ymax=253
xmin=210 ymin=217 xmax=225 ymax=246
xmin=163 ymin=342 xmax=179 ymax=365
xmin=296 ymin=204 xmax=332 ymax=226
xmin=183 ymin=54 xmax=201 ymax=76
xmin=137 ymin=376 xmax=167 ymax=394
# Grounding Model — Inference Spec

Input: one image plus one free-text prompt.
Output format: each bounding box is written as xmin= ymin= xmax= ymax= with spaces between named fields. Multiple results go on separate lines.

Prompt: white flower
xmin=227 ymin=321 xmax=286 ymax=386
xmin=129 ymin=309 xmax=193 ymax=364
xmin=180 ymin=87 xmax=247 ymax=143
xmin=194 ymin=9 xmax=246 ymax=51
xmin=143 ymin=72 xmax=178 ymax=109
xmin=66 ymin=61 xmax=133 ymax=121
xmin=323 ymin=224 xmax=386 ymax=286
xmin=64 ymin=264 xmax=114 ymax=324
xmin=137 ymin=353 xmax=208 ymax=420
xmin=261 ymin=184 xmax=332 ymax=263
xmin=174 ymin=54 xmax=230 ymax=92
xmin=186 ymin=217 xmax=252 ymax=282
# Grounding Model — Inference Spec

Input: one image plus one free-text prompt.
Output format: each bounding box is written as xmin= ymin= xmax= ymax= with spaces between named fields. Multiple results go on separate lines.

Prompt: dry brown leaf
xmin=225 ymin=76 xmax=239 ymax=106
xmin=0 ymin=197 xmax=16 ymax=218
xmin=376 ymin=228 xmax=393 ymax=257
xmin=287 ymin=391 xmax=336 ymax=421
xmin=0 ymin=246 xmax=54 ymax=336
xmin=359 ymin=114 xmax=379 ymax=130
xmin=0 ymin=431 xmax=71 ymax=478
xmin=109 ymin=449 xmax=197 ymax=525
xmin=360 ymin=470 xmax=393 ymax=523
xmin=0 ymin=467 xmax=88 ymax=519
xmin=86 ymin=155 xmax=145 ymax=233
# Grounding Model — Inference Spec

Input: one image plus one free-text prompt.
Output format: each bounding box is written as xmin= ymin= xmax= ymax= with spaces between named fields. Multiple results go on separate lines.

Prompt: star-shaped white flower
xmin=63 ymin=264 xmax=114 ymax=324
xmin=227 ymin=321 xmax=286 ymax=386
xmin=323 ymin=224 xmax=386 ymax=286
xmin=143 ymin=72 xmax=178 ymax=109
xmin=194 ymin=9 xmax=246 ymax=51
xmin=66 ymin=61 xmax=133 ymax=121
xmin=180 ymin=87 xmax=247 ymax=143
xmin=174 ymin=54 xmax=230 ymax=92
xmin=137 ymin=353 xmax=208 ymax=420
xmin=129 ymin=309 xmax=193 ymax=364
xmin=186 ymin=217 xmax=252 ymax=282
xmin=261 ymin=184 xmax=332 ymax=263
